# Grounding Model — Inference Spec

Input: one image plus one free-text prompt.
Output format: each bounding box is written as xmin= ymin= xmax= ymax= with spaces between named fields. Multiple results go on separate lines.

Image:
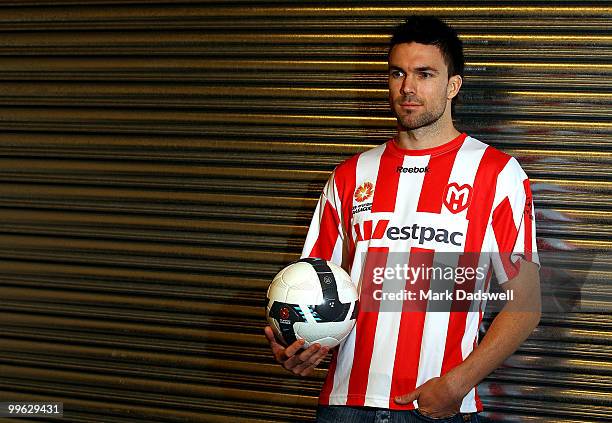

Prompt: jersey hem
xmin=321 ymin=394 xmax=482 ymax=413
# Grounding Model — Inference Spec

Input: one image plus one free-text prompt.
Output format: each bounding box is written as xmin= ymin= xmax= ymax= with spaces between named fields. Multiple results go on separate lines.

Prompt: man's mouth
xmin=399 ymin=98 xmax=423 ymax=107
xmin=400 ymin=102 xmax=423 ymax=108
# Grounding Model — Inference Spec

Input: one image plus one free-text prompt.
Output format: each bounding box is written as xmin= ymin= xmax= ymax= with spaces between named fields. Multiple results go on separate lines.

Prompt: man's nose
xmin=400 ymin=75 xmax=416 ymax=95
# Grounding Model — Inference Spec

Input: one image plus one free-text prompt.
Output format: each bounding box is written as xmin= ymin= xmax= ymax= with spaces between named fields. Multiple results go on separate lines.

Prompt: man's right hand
xmin=264 ymin=325 xmax=330 ymax=376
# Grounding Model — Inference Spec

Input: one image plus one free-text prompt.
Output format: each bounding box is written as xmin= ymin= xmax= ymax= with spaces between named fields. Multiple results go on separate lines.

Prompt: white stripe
xmin=363 ymin=253 xmax=406 ymax=401
xmin=460 ymin=302 xmax=482 ymax=412
xmin=328 ymin=320 xmax=356 ymax=404
xmin=351 ymin=144 xmax=387 ymax=241
xmin=330 ymin=235 xmax=344 ymax=267
xmin=461 ymin=387 xmax=477 ymax=412
xmin=355 ymin=144 xmax=386 ymax=197
xmin=301 ymin=194 xmax=326 ymax=258
xmin=414 ymin=257 xmax=453 ymax=402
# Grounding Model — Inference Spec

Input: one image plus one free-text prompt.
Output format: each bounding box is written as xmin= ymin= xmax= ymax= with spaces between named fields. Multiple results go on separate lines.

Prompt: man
xmin=264 ymin=16 xmax=541 ymax=422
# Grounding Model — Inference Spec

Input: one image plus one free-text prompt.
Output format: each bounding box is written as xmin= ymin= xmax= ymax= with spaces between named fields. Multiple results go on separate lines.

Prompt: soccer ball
xmin=266 ymin=258 xmax=358 ymax=348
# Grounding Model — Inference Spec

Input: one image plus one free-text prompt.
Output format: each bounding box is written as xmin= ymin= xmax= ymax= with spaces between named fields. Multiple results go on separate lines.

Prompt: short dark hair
xmin=389 ymin=16 xmax=464 ymax=79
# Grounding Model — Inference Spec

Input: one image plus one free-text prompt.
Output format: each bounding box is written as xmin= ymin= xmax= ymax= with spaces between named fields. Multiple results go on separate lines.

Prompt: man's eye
xmin=390 ymin=70 xmax=404 ymax=78
xmin=420 ymin=72 xmax=433 ymax=78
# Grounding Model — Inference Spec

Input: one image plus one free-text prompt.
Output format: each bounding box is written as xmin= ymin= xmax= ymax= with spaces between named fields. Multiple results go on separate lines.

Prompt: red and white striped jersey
xmin=301 ymin=133 xmax=539 ymax=412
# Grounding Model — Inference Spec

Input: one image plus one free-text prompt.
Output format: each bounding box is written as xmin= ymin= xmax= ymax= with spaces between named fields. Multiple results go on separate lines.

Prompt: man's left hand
xmin=394 ymin=375 xmax=465 ymax=418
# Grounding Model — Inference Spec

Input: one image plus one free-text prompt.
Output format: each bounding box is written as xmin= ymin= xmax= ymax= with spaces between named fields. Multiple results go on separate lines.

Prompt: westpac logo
xmin=443 ymin=183 xmax=472 ymax=214
xmin=354 ymin=219 xmax=390 ymax=241
xmin=354 ymin=219 xmax=464 ymax=246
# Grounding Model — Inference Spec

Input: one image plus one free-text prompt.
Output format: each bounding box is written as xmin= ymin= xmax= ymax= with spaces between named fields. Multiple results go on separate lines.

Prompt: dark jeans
xmin=316 ymin=405 xmax=480 ymax=423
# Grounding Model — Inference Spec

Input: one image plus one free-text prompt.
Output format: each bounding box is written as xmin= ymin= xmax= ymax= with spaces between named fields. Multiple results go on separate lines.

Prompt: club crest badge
xmin=443 ymin=183 xmax=473 ymax=214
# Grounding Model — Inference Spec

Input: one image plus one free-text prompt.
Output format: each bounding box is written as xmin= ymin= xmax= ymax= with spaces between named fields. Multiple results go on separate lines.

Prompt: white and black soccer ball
xmin=266 ymin=258 xmax=358 ymax=348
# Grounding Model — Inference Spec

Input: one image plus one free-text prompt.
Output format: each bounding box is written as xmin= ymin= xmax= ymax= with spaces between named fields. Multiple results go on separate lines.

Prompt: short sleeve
xmin=490 ymin=160 xmax=540 ymax=284
xmin=301 ymin=171 xmax=345 ymax=266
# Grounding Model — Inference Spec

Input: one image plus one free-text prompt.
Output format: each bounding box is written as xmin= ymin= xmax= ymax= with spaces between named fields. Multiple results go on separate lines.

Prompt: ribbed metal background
xmin=0 ymin=1 xmax=610 ymax=422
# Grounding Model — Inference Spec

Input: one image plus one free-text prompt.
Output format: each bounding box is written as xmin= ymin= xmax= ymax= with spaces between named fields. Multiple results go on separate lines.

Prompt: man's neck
xmin=396 ymin=126 xmax=462 ymax=150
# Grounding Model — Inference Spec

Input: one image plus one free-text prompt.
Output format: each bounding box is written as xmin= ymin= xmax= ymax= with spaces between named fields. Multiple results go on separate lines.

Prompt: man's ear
xmin=447 ymin=75 xmax=463 ymax=100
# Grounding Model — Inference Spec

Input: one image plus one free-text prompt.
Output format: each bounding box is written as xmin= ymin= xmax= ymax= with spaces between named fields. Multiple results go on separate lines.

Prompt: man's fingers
xmin=283 ymin=342 xmax=319 ymax=368
xmin=293 ymin=346 xmax=329 ymax=375
xmin=263 ymin=326 xmax=277 ymax=344
xmin=264 ymin=326 xmax=285 ymax=357
xmin=299 ymin=361 xmax=321 ymax=377
xmin=296 ymin=343 xmax=323 ymax=361
xmin=264 ymin=326 xmax=308 ymax=364
xmin=394 ymin=388 xmax=419 ymax=404
xmin=264 ymin=326 xmax=281 ymax=350
xmin=283 ymin=343 xmax=328 ymax=372
xmin=264 ymin=327 xmax=330 ymax=376
xmin=300 ymin=345 xmax=328 ymax=365
xmin=281 ymin=338 xmax=306 ymax=361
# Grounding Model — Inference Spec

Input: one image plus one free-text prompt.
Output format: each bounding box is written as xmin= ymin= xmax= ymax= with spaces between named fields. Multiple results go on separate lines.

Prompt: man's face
xmin=388 ymin=42 xmax=456 ymax=131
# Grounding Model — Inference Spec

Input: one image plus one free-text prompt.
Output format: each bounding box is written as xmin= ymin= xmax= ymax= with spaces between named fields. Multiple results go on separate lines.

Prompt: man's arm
xmin=264 ymin=169 xmax=342 ymax=376
xmin=395 ymin=260 xmax=541 ymax=417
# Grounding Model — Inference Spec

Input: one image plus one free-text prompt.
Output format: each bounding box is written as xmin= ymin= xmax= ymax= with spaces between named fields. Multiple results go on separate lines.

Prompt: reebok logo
xmin=397 ymin=166 xmax=429 ymax=174
xmin=354 ymin=220 xmax=464 ymax=246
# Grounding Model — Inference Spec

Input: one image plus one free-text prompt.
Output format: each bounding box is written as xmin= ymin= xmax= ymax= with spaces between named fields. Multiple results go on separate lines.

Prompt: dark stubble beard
xmin=393 ymin=97 xmax=447 ymax=131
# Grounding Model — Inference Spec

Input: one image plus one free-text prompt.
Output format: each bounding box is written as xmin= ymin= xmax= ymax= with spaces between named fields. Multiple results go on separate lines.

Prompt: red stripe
xmin=354 ymin=223 xmax=363 ymax=242
xmin=363 ymin=220 xmax=373 ymax=241
xmin=309 ymin=200 xmax=341 ymax=260
xmin=346 ymin=246 xmax=388 ymax=405
xmin=441 ymin=147 xmax=512 ymax=376
xmin=389 ymin=247 xmax=434 ymax=409
xmin=492 ymin=197 xmax=519 ymax=280
xmin=371 ymin=144 xmax=404 ymax=213
xmin=482 ymin=266 xmax=493 ymax=311
xmin=373 ymin=219 xmax=390 ymax=240
xmin=475 ymin=385 xmax=483 ymax=411
xmin=417 ymin=134 xmax=464 ymax=213
xmin=319 ymin=348 xmax=338 ymax=405
xmin=523 ymin=178 xmax=534 ymax=262
xmin=474 ymin=270 xmax=491 ymax=412
xmin=475 ymin=271 xmax=488 ymax=412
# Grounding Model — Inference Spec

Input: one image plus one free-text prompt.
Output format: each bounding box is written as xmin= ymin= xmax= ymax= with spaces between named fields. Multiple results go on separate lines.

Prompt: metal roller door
xmin=0 ymin=1 xmax=610 ymax=422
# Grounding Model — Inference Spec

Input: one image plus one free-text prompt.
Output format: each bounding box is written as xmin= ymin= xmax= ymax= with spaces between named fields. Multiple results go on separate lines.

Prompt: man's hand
xmin=264 ymin=326 xmax=330 ymax=376
xmin=395 ymin=260 xmax=541 ymax=418
xmin=394 ymin=374 xmax=465 ymax=418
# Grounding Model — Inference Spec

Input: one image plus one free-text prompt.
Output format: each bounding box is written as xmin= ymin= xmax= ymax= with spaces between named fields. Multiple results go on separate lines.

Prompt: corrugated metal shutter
xmin=0 ymin=2 xmax=610 ymax=422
